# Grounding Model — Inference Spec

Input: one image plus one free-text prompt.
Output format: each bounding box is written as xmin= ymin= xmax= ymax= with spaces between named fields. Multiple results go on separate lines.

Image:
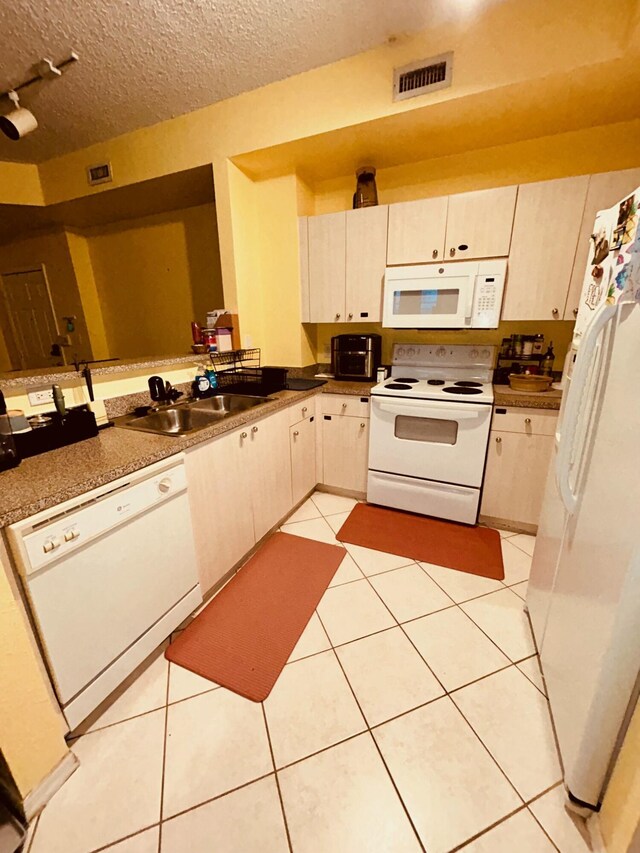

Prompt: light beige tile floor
xmin=29 ymin=491 xmax=580 ymax=853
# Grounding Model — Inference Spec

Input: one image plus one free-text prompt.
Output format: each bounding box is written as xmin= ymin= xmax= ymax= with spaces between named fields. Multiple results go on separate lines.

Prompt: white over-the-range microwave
xmin=382 ymin=259 xmax=507 ymax=329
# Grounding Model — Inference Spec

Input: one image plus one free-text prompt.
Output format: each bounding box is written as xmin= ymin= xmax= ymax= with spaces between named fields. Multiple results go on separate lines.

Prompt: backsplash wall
xmin=310 ymin=320 xmax=575 ymax=370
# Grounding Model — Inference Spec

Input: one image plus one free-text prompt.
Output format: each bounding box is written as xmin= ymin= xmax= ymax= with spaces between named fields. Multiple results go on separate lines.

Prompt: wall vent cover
xmin=393 ymin=52 xmax=453 ymax=101
xmin=86 ymin=162 xmax=113 ymax=186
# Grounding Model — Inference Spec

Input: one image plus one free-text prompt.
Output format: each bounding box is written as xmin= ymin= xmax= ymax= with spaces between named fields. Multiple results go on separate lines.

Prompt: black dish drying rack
xmin=208 ymin=349 xmax=287 ymax=395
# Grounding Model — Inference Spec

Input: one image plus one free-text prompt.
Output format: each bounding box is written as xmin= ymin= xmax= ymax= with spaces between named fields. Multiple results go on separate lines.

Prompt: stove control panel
xmin=392 ymin=344 xmax=495 ymax=369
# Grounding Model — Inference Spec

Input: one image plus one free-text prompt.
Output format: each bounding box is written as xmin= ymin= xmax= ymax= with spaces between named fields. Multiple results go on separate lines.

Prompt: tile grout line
xmin=446 ymin=803 xmax=530 ymax=853
xmin=156 ymin=650 xmax=172 ymax=853
xmin=314 ymin=610 xmax=427 ymax=853
xmin=90 ymin=822 xmax=161 ymax=853
xmin=260 ymin=703 xmax=294 ymax=853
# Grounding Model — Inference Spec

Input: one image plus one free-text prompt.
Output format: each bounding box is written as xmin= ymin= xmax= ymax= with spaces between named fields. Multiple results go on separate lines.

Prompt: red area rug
xmin=165 ymin=532 xmax=345 ymax=701
xmin=337 ymin=503 xmax=504 ymax=580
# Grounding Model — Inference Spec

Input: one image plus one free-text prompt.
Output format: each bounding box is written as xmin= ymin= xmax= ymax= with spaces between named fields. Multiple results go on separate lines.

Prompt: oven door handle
xmin=375 ymin=400 xmax=484 ymax=420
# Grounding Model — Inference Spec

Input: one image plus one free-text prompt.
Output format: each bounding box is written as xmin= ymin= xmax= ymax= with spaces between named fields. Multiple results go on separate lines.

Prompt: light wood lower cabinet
xmin=290 ymin=414 xmax=317 ymax=505
xmin=185 ymin=407 xmax=293 ymax=593
xmin=248 ymin=407 xmax=293 ymax=541
xmin=185 ymin=427 xmax=256 ymax=593
xmin=480 ymin=407 xmax=557 ymax=530
xmin=321 ymin=414 xmax=369 ymax=493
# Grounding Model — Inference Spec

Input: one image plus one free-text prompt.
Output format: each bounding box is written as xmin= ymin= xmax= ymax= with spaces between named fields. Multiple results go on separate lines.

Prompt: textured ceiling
xmin=0 ymin=0 xmax=449 ymax=163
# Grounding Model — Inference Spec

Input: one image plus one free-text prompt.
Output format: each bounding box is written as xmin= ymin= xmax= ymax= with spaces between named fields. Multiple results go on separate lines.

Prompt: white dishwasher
xmin=7 ymin=454 xmax=202 ymax=730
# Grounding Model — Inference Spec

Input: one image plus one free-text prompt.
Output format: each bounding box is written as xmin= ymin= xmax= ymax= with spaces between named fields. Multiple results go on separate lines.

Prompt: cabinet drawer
xmin=492 ymin=407 xmax=558 ymax=436
xmin=288 ymin=397 xmax=316 ymax=427
xmin=321 ymin=393 xmax=370 ymax=419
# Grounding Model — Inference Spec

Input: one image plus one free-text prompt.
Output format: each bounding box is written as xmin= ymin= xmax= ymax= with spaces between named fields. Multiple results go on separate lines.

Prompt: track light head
xmin=0 ymin=91 xmax=38 ymax=140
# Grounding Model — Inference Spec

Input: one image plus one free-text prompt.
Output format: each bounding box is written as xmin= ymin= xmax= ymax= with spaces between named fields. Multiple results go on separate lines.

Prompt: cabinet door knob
xmin=240 ymin=431 xmax=247 ymax=439
xmin=552 ymin=308 xmax=559 ymax=316
xmin=573 ymin=307 xmax=578 ymax=317
xmin=348 ymin=313 xmax=353 ymax=320
xmin=251 ymin=426 xmax=259 ymax=433
xmin=495 ymin=436 xmax=502 ymax=443
xmin=360 ymin=422 xmax=366 ymax=428
xmin=302 ymin=406 xmax=307 ymax=413
xmin=432 ymin=249 xmax=438 ymax=259
xmin=342 ymin=402 xmax=347 ymax=409
xmin=449 ymin=247 xmax=456 ymax=257
xmin=293 ymin=430 xmax=299 ymax=436
xmin=525 ymin=418 xmax=531 ymax=424
xmin=335 ymin=313 xmax=341 ymax=320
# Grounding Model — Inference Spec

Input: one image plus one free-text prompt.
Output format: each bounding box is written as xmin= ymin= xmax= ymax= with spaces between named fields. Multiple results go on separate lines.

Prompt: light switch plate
xmin=28 ymin=387 xmax=54 ymax=406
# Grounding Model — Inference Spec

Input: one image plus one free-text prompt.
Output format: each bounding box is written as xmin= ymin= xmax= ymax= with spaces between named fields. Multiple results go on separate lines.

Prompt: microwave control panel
xmin=472 ymin=274 xmax=505 ymax=328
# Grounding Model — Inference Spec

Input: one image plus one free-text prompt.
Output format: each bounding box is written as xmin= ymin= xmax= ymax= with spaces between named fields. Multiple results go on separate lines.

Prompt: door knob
xmin=573 ymin=307 xmax=578 ymax=317
xmin=251 ymin=426 xmax=259 ymax=433
xmin=525 ymin=418 xmax=531 ymax=424
xmin=293 ymin=430 xmax=299 ymax=436
xmin=552 ymin=308 xmax=559 ymax=316
xmin=360 ymin=422 xmax=366 ymax=428
xmin=348 ymin=313 xmax=353 ymax=320
xmin=158 ymin=478 xmax=172 ymax=494
xmin=342 ymin=402 xmax=347 ymax=409
xmin=335 ymin=313 xmax=341 ymax=320
xmin=302 ymin=406 xmax=307 ymax=414
xmin=240 ymin=431 xmax=247 ymax=439
xmin=432 ymin=249 xmax=438 ymax=259
xmin=495 ymin=436 xmax=502 ymax=443
xmin=449 ymin=247 xmax=456 ymax=257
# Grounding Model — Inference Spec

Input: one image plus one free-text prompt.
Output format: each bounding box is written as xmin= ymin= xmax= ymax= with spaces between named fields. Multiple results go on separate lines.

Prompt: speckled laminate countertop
xmin=493 ymin=384 xmax=562 ymax=410
xmin=0 ymin=382 xmax=374 ymax=528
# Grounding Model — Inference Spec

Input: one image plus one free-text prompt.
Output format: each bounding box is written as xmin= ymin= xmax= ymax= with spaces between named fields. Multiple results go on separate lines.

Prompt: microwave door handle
xmin=465 ymin=277 xmax=477 ymax=320
xmin=376 ymin=400 xmax=482 ymax=420
xmin=555 ymin=301 xmax=617 ymax=514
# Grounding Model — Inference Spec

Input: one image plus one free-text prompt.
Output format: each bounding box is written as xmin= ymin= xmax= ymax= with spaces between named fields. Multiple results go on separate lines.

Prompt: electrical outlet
xmin=28 ymin=388 xmax=54 ymax=406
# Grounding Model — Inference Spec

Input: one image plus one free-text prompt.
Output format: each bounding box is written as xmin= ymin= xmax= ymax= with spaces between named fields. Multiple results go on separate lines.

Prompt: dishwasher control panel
xmin=17 ymin=462 xmax=187 ymax=575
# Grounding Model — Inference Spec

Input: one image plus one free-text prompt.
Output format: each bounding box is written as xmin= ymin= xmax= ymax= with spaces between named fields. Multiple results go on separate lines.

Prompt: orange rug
xmin=337 ymin=503 xmax=504 ymax=580
xmin=165 ymin=532 xmax=345 ymax=701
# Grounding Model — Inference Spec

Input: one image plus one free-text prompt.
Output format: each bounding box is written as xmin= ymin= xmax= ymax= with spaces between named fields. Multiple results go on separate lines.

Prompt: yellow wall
xmin=600 ymin=700 xmax=640 ymax=853
xmin=83 ymin=203 xmax=223 ymax=359
xmin=65 ymin=230 xmax=110 ymax=360
xmin=0 ymin=162 xmax=43 ymax=206
xmin=0 ymin=230 xmax=93 ymax=365
xmin=0 ymin=542 xmax=67 ymax=798
xmin=313 ymin=321 xmax=575 ymax=371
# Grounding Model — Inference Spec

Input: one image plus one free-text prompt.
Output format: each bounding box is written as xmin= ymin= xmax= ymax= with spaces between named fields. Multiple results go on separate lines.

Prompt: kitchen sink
xmin=116 ymin=394 xmax=269 ymax=436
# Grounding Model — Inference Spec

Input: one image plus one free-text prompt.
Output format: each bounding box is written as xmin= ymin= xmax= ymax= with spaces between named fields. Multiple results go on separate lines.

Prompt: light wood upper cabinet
xmin=299 ymin=217 xmax=310 ymax=323
xmin=563 ymin=167 xmax=640 ymax=320
xmin=345 ymin=205 xmax=388 ymax=322
xmin=502 ymin=175 xmax=589 ymax=321
xmin=445 ymin=186 xmax=517 ymax=261
xmin=387 ymin=196 xmax=448 ymax=265
xmin=308 ymin=212 xmax=346 ymax=322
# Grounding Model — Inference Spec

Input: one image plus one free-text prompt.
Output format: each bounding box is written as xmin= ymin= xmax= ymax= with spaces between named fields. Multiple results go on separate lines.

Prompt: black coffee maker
xmin=0 ymin=390 xmax=20 ymax=471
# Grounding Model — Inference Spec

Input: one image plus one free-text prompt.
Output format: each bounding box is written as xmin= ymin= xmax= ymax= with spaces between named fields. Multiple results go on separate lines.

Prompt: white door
xmin=369 ymin=396 xmax=492 ymax=487
xmin=536 ymin=305 xmax=640 ymax=806
xmin=322 ymin=415 xmax=369 ymax=492
xmin=345 ymin=205 xmax=387 ymax=322
xmin=0 ymin=268 xmax=62 ymax=369
xmin=249 ymin=408 xmax=294 ymax=540
xmin=445 ymin=186 xmax=517 ymax=260
xmin=290 ymin=415 xmax=317 ymax=504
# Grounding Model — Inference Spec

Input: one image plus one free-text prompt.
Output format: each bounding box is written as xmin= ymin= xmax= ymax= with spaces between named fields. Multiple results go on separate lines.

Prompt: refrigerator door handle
xmin=556 ymin=301 xmax=617 ymax=514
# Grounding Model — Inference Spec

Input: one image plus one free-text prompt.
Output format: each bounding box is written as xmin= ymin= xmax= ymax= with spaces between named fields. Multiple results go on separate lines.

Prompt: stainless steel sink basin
xmin=116 ymin=394 xmax=269 ymax=436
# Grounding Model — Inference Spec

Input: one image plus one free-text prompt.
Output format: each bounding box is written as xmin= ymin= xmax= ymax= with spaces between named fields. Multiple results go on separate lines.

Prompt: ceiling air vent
xmin=86 ymin=162 xmax=113 ymax=186
xmin=393 ymin=52 xmax=453 ymax=102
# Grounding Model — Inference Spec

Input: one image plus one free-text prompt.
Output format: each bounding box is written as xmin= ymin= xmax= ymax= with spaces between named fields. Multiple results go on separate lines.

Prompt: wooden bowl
xmin=509 ymin=374 xmax=552 ymax=392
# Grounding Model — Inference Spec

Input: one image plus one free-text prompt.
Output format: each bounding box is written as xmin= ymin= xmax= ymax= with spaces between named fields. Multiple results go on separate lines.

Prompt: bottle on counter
xmin=541 ymin=342 xmax=555 ymax=376
xmin=532 ymin=334 xmax=545 ymax=356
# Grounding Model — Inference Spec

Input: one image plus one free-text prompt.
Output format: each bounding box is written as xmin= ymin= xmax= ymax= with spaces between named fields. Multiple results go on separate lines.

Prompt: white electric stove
xmin=368 ymin=344 xmax=496 ymax=524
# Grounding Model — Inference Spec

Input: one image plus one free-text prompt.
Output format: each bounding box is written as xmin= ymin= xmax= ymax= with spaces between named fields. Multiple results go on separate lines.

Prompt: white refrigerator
xmin=527 ymin=187 xmax=640 ymax=810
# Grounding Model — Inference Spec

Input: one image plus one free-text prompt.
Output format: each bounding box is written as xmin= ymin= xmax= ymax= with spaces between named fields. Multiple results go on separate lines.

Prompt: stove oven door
xmin=369 ymin=395 xmax=492 ymax=487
